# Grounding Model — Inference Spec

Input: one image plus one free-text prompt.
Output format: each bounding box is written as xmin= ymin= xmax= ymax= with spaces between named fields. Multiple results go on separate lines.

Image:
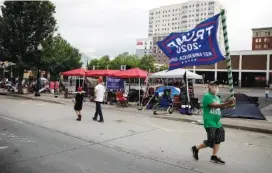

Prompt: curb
xmin=0 ymin=93 xmax=64 ymax=105
xmin=154 ymin=116 xmax=272 ymax=135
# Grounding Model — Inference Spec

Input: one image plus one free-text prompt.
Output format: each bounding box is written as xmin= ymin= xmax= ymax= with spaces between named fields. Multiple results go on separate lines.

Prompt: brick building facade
xmin=252 ymin=27 xmax=272 ymax=50
xmin=188 ymin=50 xmax=272 ymax=87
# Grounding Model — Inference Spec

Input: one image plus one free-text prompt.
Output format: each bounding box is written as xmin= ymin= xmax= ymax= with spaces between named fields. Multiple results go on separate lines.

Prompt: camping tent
xmin=111 ymin=68 xmax=147 ymax=78
xmin=85 ymin=69 xmax=120 ymax=77
xmin=61 ymin=68 xmax=86 ymax=76
xmin=111 ymin=68 xmax=148 ymax=105
xmin=150 ymin=68 xmax=202 ymax=79
xmin=222 ymin=93 xmax=266 ymax=120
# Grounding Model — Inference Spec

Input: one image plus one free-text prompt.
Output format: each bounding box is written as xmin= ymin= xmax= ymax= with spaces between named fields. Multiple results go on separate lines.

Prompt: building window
xmin=268 ymin=31 xmax=271 ymax=36
xmin=264 ymin=44 xmax=268 ymax=48
xmin=259 ymin=38 xmax=262 ymax=42
xmin=255 ymin=38 xmax=259 ymax=43
xmin=255 ymin=32 xmax=258 ymax=37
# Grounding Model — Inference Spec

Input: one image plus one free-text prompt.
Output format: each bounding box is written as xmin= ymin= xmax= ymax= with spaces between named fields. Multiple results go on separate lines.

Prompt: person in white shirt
xmin=93 ymin=77 xmax=105 ymax=122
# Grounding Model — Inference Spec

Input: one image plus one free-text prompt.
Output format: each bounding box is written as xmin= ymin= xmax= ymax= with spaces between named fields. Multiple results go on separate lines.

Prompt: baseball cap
xmin=77 ymin=87 xmax=82 ymax=92
xmin=209 ymin=81 xmax=220 ymax=85
xmin=98 ymin=77 xmax=103 ymax=83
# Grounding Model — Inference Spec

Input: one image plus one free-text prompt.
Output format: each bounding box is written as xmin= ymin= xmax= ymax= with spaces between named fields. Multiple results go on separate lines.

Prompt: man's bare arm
xmin=209 ymin=102 xmax=230 ymax=109
xmin=209 ymin=99 xmax=234 ymax=109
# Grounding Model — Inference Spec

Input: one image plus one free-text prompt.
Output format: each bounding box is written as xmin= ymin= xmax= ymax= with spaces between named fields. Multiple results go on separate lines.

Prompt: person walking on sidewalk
xmin=74 ymin=87 xmax=84 ymax=121
xmin=191 ymin=81 xmax=235 ymax=164
xmin=93 ymin=77 xmax=105 ymax=123
xmin=265 ymin=87 xmax=269 ymax=102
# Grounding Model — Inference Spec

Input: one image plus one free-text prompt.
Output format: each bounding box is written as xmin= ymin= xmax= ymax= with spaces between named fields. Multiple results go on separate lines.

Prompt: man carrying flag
xmin=191 ymin=81 xmax=235 ymax=164
xmin=157 ymin=11 xmax=236 ymax=164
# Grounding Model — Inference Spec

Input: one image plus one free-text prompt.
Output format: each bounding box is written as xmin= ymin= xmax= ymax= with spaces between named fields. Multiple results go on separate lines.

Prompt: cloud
xmin=53 ymin=0 xmax=272 ymax=57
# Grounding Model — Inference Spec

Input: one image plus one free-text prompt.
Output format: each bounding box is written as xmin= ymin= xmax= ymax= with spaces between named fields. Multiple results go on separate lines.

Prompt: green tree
xmin=156 ymin=64 xmax=168 ymax=72
xmin=0 ymin=1 xmax=56 ymax=93
xmin=139 ymin=55 xmax=155 ymax=72
xmin=41 ymin=35 xmax=82 ymax=80
xmin=98 ymin=55 xmax=110 ymax=69
xmin=87 ymin=58 xmax=100 ymax=70
xmin=87 ymin=55 xmax=110 ymax=70
xmin=110 ymin=52 xmax=140 ymax=70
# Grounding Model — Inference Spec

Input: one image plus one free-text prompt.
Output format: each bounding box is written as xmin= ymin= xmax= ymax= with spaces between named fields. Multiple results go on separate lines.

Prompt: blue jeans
xmin=94 ymin=102 xmax=103 ymax=120
xmin=265 ymin=93 xmax=269 ymax=101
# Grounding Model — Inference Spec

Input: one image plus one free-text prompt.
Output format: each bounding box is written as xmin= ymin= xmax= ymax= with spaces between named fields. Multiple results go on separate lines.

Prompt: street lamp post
xmin=34 ymin=43 xmax=43 ymax=97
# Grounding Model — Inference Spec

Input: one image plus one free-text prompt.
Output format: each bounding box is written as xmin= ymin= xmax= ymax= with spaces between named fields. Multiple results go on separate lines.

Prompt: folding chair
xmin=190 ymin=98 xmax=203 ymax=115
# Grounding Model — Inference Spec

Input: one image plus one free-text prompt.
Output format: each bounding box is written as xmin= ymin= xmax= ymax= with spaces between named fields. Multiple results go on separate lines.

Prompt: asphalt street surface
xmin=0 ymin=95 xmax=272 ymax=173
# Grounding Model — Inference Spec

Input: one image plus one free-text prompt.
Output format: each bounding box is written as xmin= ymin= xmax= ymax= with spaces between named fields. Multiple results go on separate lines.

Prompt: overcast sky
xmin=53 ymin=0 xmax=272 ymax=59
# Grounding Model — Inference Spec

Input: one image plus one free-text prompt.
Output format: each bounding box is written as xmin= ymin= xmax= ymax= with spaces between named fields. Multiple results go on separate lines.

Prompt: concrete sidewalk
xmin=0 ymin=91 xmax=67 ymax=104
xmin=155 ymin=114 xmax=272 ymax=135
xmin=1 ymin=91 xmax=272 ymax=134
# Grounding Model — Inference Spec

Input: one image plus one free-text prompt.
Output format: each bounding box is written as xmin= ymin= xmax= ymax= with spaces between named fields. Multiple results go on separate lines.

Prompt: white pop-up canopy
xmin=150 ymin=68 xmax=203 ymax=79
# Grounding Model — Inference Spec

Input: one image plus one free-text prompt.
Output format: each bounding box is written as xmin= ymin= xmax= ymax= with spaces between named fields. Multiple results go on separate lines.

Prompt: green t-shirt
xmin=202 ymin=92 xmax=222 ymax=128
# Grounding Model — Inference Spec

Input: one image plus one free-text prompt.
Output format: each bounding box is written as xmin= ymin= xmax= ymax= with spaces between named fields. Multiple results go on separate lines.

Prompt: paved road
xmin=0 ymin=117 xmax=190 ymax=173
xmin=0 ymin=96 xmax=272 ymax=173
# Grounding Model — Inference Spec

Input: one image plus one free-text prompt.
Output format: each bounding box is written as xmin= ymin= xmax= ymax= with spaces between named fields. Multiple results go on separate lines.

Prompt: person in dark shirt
xmin=74 ymin=87 xmax=84 ymax=121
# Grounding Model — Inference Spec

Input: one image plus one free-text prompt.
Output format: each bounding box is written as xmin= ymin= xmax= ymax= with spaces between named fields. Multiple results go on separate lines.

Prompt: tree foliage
xmin=41 ymin=34 xmax=82 ymax=80
xmin=87 ymin=53 xmax=162 ymax=72
xmin=156 ymin=64 xmax=168 ymax=72
xmin=0 ymin=1 xmax=56 ymax=93
xmin=139 ymin=55 xmax=155 ymax=72
xmin=109 ymin=52 xmax=140 ymax=70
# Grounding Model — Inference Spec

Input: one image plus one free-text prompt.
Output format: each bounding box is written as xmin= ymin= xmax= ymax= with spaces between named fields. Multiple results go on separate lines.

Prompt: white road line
xmin=0 ymin=146 xmax=8 ymax=150
xmin=0 ymin=116 xmax=23 ymax=124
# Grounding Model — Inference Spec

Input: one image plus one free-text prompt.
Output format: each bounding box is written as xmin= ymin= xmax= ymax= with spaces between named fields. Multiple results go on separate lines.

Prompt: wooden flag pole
xmin=220 ymin=9 xmax=235 ymax=99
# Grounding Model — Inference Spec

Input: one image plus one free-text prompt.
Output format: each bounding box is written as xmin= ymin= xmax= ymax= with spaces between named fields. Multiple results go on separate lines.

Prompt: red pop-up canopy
xmin=111 ymin=68 xmax=148 ymax=78
xmin=85 ymin=69 xmax=120 ymax=77
xmin=61 ymin=68 xmax=86 ymax=76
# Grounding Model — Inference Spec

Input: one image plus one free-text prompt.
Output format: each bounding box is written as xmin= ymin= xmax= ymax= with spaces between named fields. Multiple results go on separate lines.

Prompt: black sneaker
xmin=92 ymin=117 xmax=97 ymax=121
xmin=191 ymin=146 xmax=199 ymax=160
xmin=76 ymin=115 xmax=82 ymax=121
xmin=210 ymin=156 xmax=225 ymax=164
xmin=98 ymin=119 xmax=104 ymax=123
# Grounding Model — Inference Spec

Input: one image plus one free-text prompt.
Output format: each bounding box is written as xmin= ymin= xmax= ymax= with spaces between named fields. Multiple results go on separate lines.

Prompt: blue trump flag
xmin=157 ymin=14 xmax=224 ymax=71
xmin=106 ymin=77 xmax=124 ymax=90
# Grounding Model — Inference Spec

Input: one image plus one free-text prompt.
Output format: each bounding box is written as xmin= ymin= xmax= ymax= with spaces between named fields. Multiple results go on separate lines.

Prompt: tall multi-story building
xmin=252 ymin=27 xmax=272 ymax=50
xmin=142 ymin=0 xmax=224 ymax=63
xmin=136 ymin=38 xmax=153 ymax=57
